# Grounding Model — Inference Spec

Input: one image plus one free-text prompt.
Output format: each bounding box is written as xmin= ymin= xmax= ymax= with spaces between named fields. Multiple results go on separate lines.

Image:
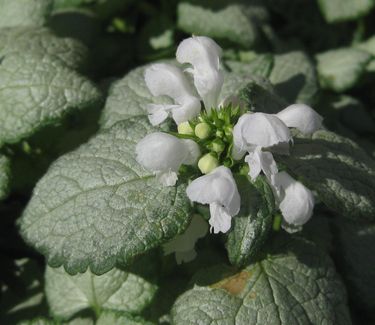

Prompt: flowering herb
xmin=135 ymin=36 xmax=323 ymax=263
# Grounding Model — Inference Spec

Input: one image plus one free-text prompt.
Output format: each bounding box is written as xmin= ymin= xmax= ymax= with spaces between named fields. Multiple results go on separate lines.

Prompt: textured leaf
xmin=0 ymin=27 xmax=88 ymax=70
xmin=226 ymin=176 xmax=274 ymax=267
xmin=96 ymin=310 xmax=154 ymax=325
xmin=316 ymin=48 xmax=372 ymax=92
xmin=355 ymin=35 xmax=375 ymax=56
xmin=0 ymin=154 xmax=10 ymax=200
xmin=270 ymin=51 xmax=318 ymax=105
xmin=0 ymin=0 xmax=52 ymax=28
xmin=279 ymin=130 xmax=375 ymax=220
xmin=45 ymin=266 xmax=157 ymax=320
xmin=171 ymin=235 xmax=351 ymax=325
xmin=20 ymin=117 xmax=192 ymax=274
xmin=177 ymin=1 xmax=268 ymax=48
xmin=225 ymin=54 xmax=274 ymax=79
xmin=318 ymin=0 xmax=375 ymax=23
xmin=0 ymin=52 xmax=101 ymax=145
xmin=100 ymin=62 xmax=258 ymax=129
xmin=334 ymin=220 xmax=375 ymax=311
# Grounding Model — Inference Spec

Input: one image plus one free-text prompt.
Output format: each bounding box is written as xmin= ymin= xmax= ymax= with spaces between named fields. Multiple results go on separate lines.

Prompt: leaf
xmin=316 ymin=48 xmax=372 ymax=92
xmin=96 ymin=310 xmax=154 ymax=325
xmin=334 ymin=220 xmax=375 ymax=311
xmin=226 ymin=176 xmax=274 ymax=267
xmin=45 ymin=265 xmax=157 ymax=320
xmin=20 ymin=116 xmax=192 ymax=275
xmin=317 ymin=0 xmax=375 ymax=23
xmin=0 ymin=27 xmax=88 ymax=70
xmin=177 ymin=1 xmax=268 ymax=48
xmin=99 ymin=62 xmax=261 ymax=129
xmin=0 ymin=259 xmax=49 ymax=324
xmin=171 ymin=235 xmax=351 ymax=325
xmin=0 ymin=154 xmax=10 ymax=200
xmin=270 ymin=51 xmax=318 ymax=105
xmin=0 ymin=0 xmax=52 ymax=28
xmin=355 ymin=35 xmax=375 ymax=56
xmin=278 ymin=130 xmax=375 ymax=221
xmin=225 ymin=54 xmax=274 ymax=79
xmin=0 ymin=51 xmax=101 ymax=145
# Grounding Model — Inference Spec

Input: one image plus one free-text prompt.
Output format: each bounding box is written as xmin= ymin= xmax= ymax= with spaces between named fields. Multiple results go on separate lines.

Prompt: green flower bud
xmin=272 ymin=214 xmax=282 ymax=231
xmin=224 ymin=125 xmax=233 ymax=137
xmin=195 ymin=122 xmax=211 ymax=139
xmin=211 ymin=138 xmax=225 ymax=153
xmin=198 ymin=153 xmax=219 ymax=174
xmin=177 ymin=121 xmax=194 ymax=135
xmin=215 ymin=129 xmax=224 ymax=138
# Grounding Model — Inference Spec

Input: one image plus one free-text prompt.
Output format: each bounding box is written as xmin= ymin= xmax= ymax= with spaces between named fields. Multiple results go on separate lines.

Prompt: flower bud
xmin=178 ymin=121 xmax=194 ymax=135
xmin=211 ymin=139 xmax=225 ymax=153
xmin=198 ymin=153 xmax=219 ymax=174
xmin=195 ymin=122 xmax=211 ymax=139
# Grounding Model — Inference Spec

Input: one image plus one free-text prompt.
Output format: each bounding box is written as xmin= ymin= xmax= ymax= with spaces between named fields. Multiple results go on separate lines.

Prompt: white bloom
xmin=145 ymin=63 xmax=201 ymax=125
xmin=271 ymin=171 xmax=314 ymax=232
xmin=186 ymin=166 xmax=240 ymax=234
xmin=233 ymin=112 xmax=291 ymax=159
xmin=276 ymin=104 xmax=323 ymax=135
xmin=176 ymin=36 xmax=224 ymax=110
xmin=136 ymin=132 xmax=200 ymax=186
xmin=163 ymin=214 xmax=208 ymax=264
xmin=245 ymin=147 xmax=278 ymax=180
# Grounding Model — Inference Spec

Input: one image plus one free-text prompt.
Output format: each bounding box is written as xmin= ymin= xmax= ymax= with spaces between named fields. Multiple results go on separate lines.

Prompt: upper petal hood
xmin=276 ymin=104 xmax=323 ymax=134
xmin=176 ymin=36 xmax=224 ymax=110
xmin=233 ymin=113 xmax=292 ymax=152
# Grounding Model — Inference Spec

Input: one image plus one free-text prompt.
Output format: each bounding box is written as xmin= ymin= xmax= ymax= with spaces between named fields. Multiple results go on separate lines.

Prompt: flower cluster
xmin=135 ymin=36 xmax=323 ymax=263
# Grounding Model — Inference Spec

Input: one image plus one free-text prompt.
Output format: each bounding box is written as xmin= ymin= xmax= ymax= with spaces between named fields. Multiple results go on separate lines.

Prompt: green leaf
xmin=17 ymin=319 xmax=55 ymax=325
xmin=171 ymin=235 xmax=351 ymax=325
xmin=225 ymin=54 xmax=274 ymax=79
xmin=20 ymin=116 xmax=192 ymax=275
xmin=334 ymin=220 xmax=375 ymax=311
xmin=0 ymin=27 xmax=88 ymax=70
xmin=317 ymin=0 xmax=375 ymax=23
xmin=279 ymin=130 xmax=375 ymax=221
xmin=316 ymin=48 xmax=372 ymax=92
xmin=96 ymin=310 xmax=154 ymax=325
xmin=270 ymin=51 xmax=318 ymax=105
xmin=45 ymin=265 xmax=157 ymax=320
xmin=0 ymin=0 xmax=52 ymax=28
xmin=0 ymin=154 xmax=10 ymax=200
xmin=0 ymin=51 xmax=101 ymax=145
xmin=226 ymin=176 xmax=274 ymax=267
xmin=100 ymin=62 xmax=260 ymax=129
xmin=355 ymin=35 xmax=375 ymax=56
xmin=177 ymin=1 xmax=268 ymax=48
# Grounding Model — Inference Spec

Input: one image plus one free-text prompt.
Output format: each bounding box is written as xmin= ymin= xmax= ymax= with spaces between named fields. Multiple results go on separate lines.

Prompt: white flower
xmin=245 ymin=147 xmax=278 ymax=181
xmin=186 ymin=166 xmax=240 ymax=234
xmin=163 ymin=214 xmax=208 ymax=264
xmin=270 ymin=171 xmax=314 ymax=233
xmin=276 ymin=104 xmax=323 ymax=135
xmin=136 ymin=132 xmax=200 ymax=186
xmin=176 ymin=36 xmax=223 ymax=110
xmin=232 ymin=112 xmax=292 ymax=159
xmin=145 ymin=64 xmax=201 ymax=125
xmin=144 ymin=36 xmax=224 ymax=125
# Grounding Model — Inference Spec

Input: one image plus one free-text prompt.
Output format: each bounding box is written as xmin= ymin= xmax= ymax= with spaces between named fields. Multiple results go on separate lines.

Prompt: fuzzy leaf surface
xmin=279 ymin=130 xmax=375 ymax=220
xmin=45 ymin=266 xmax=157 ymax=319
xmin=226 ymin=176 xmax=274 ymax=267
xmin=172 ymin=236 xmax=351 ymax=325
xmin=20 ymin=117 xmax=192 ymax=274
xmin=0 ymin=154 xmax=10 ymax=200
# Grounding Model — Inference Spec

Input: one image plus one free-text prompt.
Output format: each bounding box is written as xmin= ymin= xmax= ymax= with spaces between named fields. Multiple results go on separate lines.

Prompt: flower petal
xmin=181 ymin=139 xmax=201 ymax=165
xmin=245 ymin=147 xmax=278 ymax=181
xmin=272 ymin=171 xmax=314 ymax=228
xmin=176 ymin=36 xmax=223 ymax=110
xmin=209 ymin=202 xmax=232 ymax=233
xmin=136 ymin=132 xmax=188 ymax=173
xmin=147 ymin=104 xmax=177 ymax=126
xmin=276 ymin=104 xmax=323 ymax=134
xmin=156 ymin=170 xmax=178 ymax=186
xmin=145 ymin=63 xmax=201 ymax=124
xmin=233 ymin=113 xmax=291 ymax=152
